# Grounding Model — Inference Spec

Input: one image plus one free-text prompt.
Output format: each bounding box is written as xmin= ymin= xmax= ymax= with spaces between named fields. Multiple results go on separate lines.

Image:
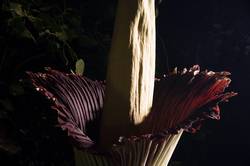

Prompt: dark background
xmin=0 ymin=0 xmax=249 ymax=165
xmin=157 ymin=0 xmax=250 ymax=165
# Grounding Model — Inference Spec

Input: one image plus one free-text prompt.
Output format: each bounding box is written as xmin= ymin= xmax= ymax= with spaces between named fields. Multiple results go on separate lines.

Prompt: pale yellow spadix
xmin=100 ymin=1 xmax=183 ymax=165
xmin=100 ymin=0 xmax=156 ymax=146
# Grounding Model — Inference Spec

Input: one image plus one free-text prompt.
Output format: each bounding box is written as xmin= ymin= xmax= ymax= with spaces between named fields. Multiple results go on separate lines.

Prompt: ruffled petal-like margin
xmin=27 ymin=65 xmax=236 ymax=165
xmin=141 ymin=65 xmax=237 ymax=135
xmin=27 ymin=69 xmax=105 ymax=148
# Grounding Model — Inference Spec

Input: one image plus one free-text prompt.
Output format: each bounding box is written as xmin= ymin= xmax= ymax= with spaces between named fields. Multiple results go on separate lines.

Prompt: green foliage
xmin=1 ymin=0 xmax=97 ymax=77
xmin=0 ymin=0 xmax=114 ymax=165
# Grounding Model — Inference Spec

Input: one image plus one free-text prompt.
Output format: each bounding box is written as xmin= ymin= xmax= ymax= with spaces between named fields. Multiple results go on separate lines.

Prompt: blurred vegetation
xmin=0 ymin=0 xmax=116 ymax=165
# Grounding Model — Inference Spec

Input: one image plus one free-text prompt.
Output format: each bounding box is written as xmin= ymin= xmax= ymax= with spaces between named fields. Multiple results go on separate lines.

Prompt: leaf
xmin=8 ymin=16 xmax=36 ymax=41
xmin=75 ymin=59 xmax=85 ymax=76
xmin=55 ymin=31 xmax=68 ymax=41
xmin=9 ymin=2 xmax=26 ymax=17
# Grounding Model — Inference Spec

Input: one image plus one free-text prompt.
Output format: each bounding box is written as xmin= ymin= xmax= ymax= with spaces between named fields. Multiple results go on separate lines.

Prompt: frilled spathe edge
xmin=139 ymin=65 xmax=237 ymax=135
xmin=27 ymin=65 xmax=236 ymax=156
xmin=27 ymin=69 xmax=105 ymax=149
xmin=104 ymin=65 xmax=237 ymax=165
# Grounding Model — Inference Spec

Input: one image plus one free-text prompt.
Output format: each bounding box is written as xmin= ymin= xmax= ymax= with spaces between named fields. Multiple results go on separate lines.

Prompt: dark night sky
xmin=156 ymin=0 xmax=250 ymax=165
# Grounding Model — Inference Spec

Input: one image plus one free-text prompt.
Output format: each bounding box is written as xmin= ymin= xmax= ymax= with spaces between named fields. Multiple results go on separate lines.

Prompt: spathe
xmin=27 ymin=65 xmax=236 ymax=165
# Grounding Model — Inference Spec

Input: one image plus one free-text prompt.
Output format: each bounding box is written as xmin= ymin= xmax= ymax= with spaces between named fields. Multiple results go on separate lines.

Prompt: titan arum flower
xmin=27 ymin=0 xmax=236 ymax=165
